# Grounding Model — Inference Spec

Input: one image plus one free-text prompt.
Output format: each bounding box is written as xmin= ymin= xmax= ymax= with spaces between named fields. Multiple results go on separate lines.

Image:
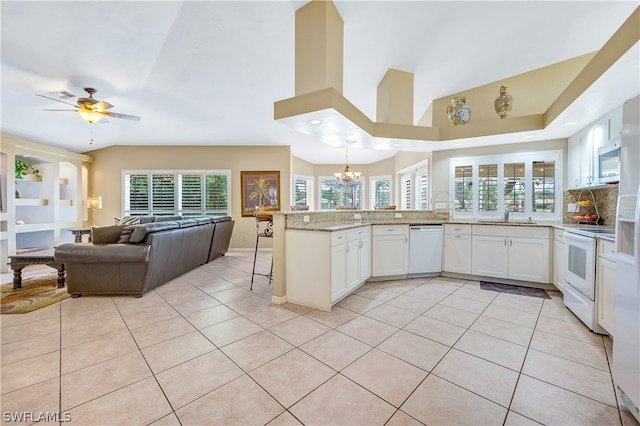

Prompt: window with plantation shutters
xmin=370 ymin=175 xmax=391 ymax=208
xmin=123 ymin=170 xmax=230 ymax=217
xmin=398 ymin=160 xmax=429 ymax=210
xmin=124 ymin=174 xmax=149 ymax=214
xmin=449 ymin=150 xmax=561 ymax=222
xmin=317 ymin=176 xmax=363 ymax=210
xmin=180 ymin=174 xmax=202 ymax=214
xmin=205 ymin=174 xmax=228 ymax=214
xmin=416 ymin=169 xmax=429 ymax=210
xmin=152 ymin=174 xmax=175 ymax=214
xmin=293 ymin=175 xmax=313 ymax=209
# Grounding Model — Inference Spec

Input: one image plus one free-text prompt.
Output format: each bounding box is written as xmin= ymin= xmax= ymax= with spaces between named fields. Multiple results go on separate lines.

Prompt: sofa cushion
xmin=92 ymin=225 xmax=126 ymax=244
xmin=129 ymin=222 xmax=180 ymax=244
xmin=114 ymin=216 xmax=140 ymax=226
xmin=177 ymin=219 xmax=199 ymax=228
xmin=155 ymin=215 xmax=182 ymax=222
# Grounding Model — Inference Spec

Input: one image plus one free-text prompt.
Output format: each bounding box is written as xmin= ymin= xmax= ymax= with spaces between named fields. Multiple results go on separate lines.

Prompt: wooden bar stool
xmin=251 ymin=206 xmax=276 ymax=290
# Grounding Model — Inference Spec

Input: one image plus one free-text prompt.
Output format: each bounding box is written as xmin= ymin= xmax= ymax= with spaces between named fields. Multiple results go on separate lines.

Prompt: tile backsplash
xmin=563 ymin=185 xmax=618 ymax=226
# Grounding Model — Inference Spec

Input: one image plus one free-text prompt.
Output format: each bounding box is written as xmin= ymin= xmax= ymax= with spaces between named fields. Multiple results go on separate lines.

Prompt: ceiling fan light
xmin=76 ymin=109 xmax=103 ymax=124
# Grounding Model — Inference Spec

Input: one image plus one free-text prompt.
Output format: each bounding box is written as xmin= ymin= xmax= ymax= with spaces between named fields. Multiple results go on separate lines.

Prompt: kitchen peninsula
xmin=271 ymin=210 xmax=562 ymax=311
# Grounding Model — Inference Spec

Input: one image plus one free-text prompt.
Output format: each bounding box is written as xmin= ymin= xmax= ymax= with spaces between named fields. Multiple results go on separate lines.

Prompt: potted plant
xmin=15 ymin=159 xmax=39 ymax=180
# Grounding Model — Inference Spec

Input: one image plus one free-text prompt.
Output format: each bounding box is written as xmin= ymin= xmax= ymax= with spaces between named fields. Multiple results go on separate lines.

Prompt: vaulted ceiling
xmin=1 ymin=1 xmax=638 ymax=164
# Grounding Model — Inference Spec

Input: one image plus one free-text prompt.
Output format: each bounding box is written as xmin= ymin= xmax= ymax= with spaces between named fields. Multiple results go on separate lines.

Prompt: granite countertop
xmin=285 ymin=216 xmax=615 ymax=233
xmin=287 ymin=220 xmax=446 ymax=231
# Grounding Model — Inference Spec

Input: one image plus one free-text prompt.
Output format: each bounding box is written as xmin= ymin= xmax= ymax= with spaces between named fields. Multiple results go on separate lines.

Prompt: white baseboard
xmin=271 ymin=295 xmax=286 ymax=305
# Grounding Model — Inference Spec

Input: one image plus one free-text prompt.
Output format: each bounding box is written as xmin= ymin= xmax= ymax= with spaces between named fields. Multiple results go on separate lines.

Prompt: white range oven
xmin=563 ymin=228 xmax=615 ymax=334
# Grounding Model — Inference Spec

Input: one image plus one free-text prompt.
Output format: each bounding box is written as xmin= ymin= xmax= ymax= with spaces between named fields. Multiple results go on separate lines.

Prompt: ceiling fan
xmin=37 ymin=87 xmax=141 ymax=124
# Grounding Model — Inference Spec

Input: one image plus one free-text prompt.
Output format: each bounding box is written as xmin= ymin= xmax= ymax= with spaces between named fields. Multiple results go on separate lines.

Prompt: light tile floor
xmin=1 ymin=249 xmax=638 ymax=426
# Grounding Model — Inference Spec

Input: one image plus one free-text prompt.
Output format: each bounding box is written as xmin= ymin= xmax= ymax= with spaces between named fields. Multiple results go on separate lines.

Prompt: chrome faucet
xmin=504 ymin=205 xmax=511 ymax=223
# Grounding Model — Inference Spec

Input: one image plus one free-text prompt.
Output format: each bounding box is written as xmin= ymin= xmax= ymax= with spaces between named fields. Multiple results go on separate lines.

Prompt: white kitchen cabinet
xmin=286 ymin=225 xmax=371 ymax=311
xmin=553 ymin=228 xmax=565 ymax=293
xmin=471 ymin=225 xmax=551 ymax=284
xmin=443 ymin=224 xmax=472 ymax=274
xmin=372 ymin=224 xmax=408 ymax=277
xmin=567 ymin=133 xmax=584 ymax=190
xmin=567 ymin=105 xmax=623 ymax=189
xmin=604 ymin=105 xmax=623 ymax=145
xmin=508 ymin=236 xmax=551 ymax=283
xmin=472 ymin=235 xmax=508 ymax=278
xmin=597 ymin=238 xmax=616 ymax=335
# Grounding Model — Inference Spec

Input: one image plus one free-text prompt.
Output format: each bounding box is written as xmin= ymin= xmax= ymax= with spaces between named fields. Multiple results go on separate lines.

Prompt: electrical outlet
xmin=353 ymin=213 xmax=362 ymax=219
xmin=567 ymin=203 xmax=579 ymax=213
xmin=303 ymin=215 xmax=310 ymax=223
xmin=395 ymin=213 xmax=402 ymax=218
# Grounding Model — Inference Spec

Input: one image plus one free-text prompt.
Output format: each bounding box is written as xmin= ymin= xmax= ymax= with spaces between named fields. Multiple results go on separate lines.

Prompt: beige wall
xmin=87 ymin=145 xmax=291 ymax=249
xmin=431 ymin=139 xmax=567 ymax=197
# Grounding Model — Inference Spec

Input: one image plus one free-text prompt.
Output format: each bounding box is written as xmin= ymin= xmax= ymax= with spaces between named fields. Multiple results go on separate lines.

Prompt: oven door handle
xmin=564 ymin=232 xmax=595 ymax=244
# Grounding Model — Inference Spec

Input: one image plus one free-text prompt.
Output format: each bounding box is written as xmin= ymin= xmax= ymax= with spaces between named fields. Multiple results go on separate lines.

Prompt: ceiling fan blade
xmin=36 ymin=94 xmax=79 ymax=108
xmin=103 ymin=111 xmax=141 ymax=121
xmin=58 ymin=91 xmax=76 ymax=99
xmin=92 ymin=101 xmax=114 ymax=111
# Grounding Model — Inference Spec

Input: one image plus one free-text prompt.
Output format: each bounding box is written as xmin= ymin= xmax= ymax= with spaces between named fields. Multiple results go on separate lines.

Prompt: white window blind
xmin=400 ymin=174 xmax=412 ymax=210
xmin=123 ymin=170 xmax=230 ymax=217
xmin=293 ymin=175 xmax=313 ymax=209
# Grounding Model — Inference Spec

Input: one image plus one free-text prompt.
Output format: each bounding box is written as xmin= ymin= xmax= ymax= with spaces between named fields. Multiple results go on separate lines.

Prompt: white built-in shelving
xmin=0 ymin=135 xmax=92 ymax=272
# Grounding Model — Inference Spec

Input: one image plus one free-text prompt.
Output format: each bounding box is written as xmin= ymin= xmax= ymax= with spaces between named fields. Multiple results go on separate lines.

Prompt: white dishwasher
xmin=409 ymin=225 xmax=443 ymax=277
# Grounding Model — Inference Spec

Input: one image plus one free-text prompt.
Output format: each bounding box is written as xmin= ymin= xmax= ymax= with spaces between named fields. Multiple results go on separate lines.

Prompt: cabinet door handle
xmin=405 ymin=236 xmax=408 ymax=244
xmin=346 ymin=245 xmax=350 ymax=253
xmin=504 ymin=239 xmax=507 ymax=246
xmin=510 ymin=239 xmax=513 ymax=247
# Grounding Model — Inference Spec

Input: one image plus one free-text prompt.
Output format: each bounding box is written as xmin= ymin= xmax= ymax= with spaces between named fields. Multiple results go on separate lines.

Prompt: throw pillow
xmin=117 ymin=226 xmax=135 ymax=244
xmin=92 ymin=225 xmax=126 ymax=244
xmin=114 ymin=216 xmax=140 ymax=226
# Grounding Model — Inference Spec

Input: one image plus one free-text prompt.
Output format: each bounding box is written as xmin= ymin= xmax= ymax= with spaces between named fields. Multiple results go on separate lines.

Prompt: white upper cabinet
xmin=566 ymin=105 xmax=623 ymax=190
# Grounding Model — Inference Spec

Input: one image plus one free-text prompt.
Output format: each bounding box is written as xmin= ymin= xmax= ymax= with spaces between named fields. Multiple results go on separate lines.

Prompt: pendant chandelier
xmin=334 ymin=148 xmax=361 ymax=186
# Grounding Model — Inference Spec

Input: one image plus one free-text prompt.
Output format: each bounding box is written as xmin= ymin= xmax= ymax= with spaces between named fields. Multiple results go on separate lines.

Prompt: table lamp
xmin=88 ymin=195 xmax=102 ymax=227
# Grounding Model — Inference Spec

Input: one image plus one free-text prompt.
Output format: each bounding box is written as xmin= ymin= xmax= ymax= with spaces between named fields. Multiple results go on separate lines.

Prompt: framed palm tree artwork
xmin=240 ymin=171 xmax=280 ymax=217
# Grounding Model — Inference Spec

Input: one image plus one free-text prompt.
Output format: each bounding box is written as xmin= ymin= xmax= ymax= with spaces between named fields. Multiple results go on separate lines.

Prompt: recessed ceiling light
xmin=525 ymin=135 xmax=534 ymax=139
xmin=392 ymin=143 xmax=400 ymax=147
xmin=309 ymin=119 xmax=322 ymax=125
xmin=346 ymin=139 xmax=357 ymax=144
xmin=564 ymin=121 xmax=579 ymax=126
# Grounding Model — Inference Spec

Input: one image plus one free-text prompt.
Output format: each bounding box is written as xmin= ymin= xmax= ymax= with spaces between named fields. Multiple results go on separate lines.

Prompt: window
xmin=398 ymin=160 xmax=429 ymax=210
xmin=318 ymin=176 xmax=363 ymax=210
xmin=478 ymin=164 xmax=498 ymax=212
xmin=123 ymin=170 xmax=230 ymax=217
xmin=504 ymin=162 xmax=526 ymax=213
xmin=449 ymin=150 xmax=562 ymax=221
xmin=370 ymin=175 xmax=392 ymax=208
xmin=532 ymin=160 xmax=555 ymax=213
xmin=293 ymin=175 xmax=313 ymax=209
xmin=454 ymin=165 xmax=473 ymax=212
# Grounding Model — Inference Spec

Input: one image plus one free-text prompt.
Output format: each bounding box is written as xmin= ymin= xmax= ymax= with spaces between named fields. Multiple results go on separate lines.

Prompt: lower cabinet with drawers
xmin=286 ymin=225 xmax=371 ymax=311
xmin=443 ymin=224 xmax=551 ymax=284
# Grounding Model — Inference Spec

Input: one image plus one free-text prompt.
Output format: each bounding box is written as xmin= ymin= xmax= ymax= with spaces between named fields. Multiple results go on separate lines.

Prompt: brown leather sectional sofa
xmin=54 ymin=216 xmax=234 ymax=297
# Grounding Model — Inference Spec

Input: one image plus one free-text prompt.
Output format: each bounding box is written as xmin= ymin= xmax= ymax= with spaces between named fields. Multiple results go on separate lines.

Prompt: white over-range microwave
xmin=598 ymin=140 xmax=621 ymax=184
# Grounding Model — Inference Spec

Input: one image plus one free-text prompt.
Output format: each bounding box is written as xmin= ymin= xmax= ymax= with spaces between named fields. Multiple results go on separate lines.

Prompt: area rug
xmin=1 ymin=276 xmax=69 ymax=314
xmin=480 ymin=281 xmax=551 ymax=299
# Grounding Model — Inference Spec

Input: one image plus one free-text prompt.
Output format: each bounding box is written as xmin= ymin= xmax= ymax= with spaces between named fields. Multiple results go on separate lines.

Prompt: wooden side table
xmin=69 ymin=228 xmax=92 ymax=243
xmin=8 ymin=249 xmax=65 ymax=289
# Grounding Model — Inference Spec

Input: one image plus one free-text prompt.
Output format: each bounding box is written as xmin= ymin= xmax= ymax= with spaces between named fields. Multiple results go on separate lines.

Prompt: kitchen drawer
xmin=347 ymin=226 xmax=370 ymax=241
xmin=372 ymin=224 xmax=408 ymax=236
xmin=331 ymin=231 xmax=348 ymax=246
xmin=473 ymin=225 xmax=549 ymax=239
xmin=444 ymin=224 xmax=472 ymax=235
xmin=598 ymin=239 xmax=616 ymax=262
xmin=554 ymin=228 xmax=564 ymax=242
